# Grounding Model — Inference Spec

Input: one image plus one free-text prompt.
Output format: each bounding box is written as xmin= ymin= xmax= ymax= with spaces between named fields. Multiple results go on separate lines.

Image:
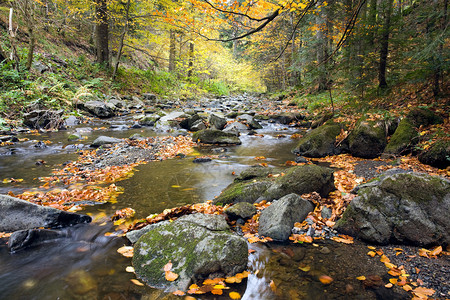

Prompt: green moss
xmin=380 ymin=174 xmax=449 ymax=203
xmin=214 ymin=180 xmax=271 ymax=205
xmin=293 ymin=124 xmax=341 ymax=157
xmin=385 ymin=118 xmax=418 ymax=154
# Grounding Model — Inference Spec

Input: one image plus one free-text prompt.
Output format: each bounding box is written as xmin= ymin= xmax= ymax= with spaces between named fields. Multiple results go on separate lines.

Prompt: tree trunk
xmin=187 ymin=41 xmax=194 ymax=79
xmin=169 ymin=30 xmax=176 ymax=72
xmin=8 ymin=8 xmax=19 ymax=68
xmin=113 ymin=0 xmax=130 ymax=80
xmin=433 ymin=0 xmax=447 ymax=97
xmin=26 ymin=28 xmax=35 ymax=70
xmin=95 ymin=0 xmax=109 ymax=66
xmin=378 ymin=0 xmax=394 ymax=89
xmin=316 ymin=0 xmax=329 ymax=92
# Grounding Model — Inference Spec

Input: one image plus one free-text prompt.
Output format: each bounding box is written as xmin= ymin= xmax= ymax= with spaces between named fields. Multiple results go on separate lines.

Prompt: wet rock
xmin=348 ymin=119 xmax=387 ymax=158
xmin=259 ymin=194 xmax=314 ymax=241
xmin=193 ymin=157 xmax=212 ymax=163
xmin=107 ymin=97 xmax=126 ymax=109
xmin=23 ymin=109 xmax=65 ymax=130
xmin=129 ymin=133 xmax=144 ymax=140
xmin=34 ymin=141 xmax=48 ymax=148
xmin=235 ymin=165 xmax=278 ymax=182
xmin=334 ymin=172 xmax=450 ymax=246
xmin=8 ymin=229 xmax=67 ymax=252
xmin=142 ymin=93 xmax=157 ymax=104
xmin=295 ymin=156 xmax=308 ymax=163
xmin=91 ymin=136 xmax=122 ymax=148
xmin=192 ymin=129 xmax=241 ymax=145
xmin=64 ymin=116 xmax=80 ymax=126
xmin=224 ymin=202 xmax=257 ymax=220
xmin=292 ymin=124 xmax=344 ymax=157
xmin=68 ymin=133 xmax=81 ymax=141
xmin=384 ymin=118 xmax=418 ymax=155
xmin=223 ymin=122 xmax=248 ymax=135
xmin=78 ymin=101 xmax=116 ymax=118
xmin=237 ymin=114 xmax=262 ymax=129
xmin=418 ymin=140 xmax=450 ymax=169
xmin=209 ymin=114 xmax=227 ymax=130
xmin=132 ymin=214 xmax=247 ymax=292
xmin=179 ymin=114 xmax=205 ymax=132
xmin=0 ymin=194 xmax=91 ymax=232
xmin=139 ymin=114 xmax=160 ymax=126
xmin=321 ymin=206 xmax=332 ymax=219
xmin=263 ymin=164 xmax=335 ymax=200
xmin=272 ymin=112 xmax=303 ymax=125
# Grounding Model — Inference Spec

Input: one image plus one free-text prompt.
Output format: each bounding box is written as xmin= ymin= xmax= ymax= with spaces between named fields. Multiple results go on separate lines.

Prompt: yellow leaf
xmin=389 ymin=278 xmax=398 ymax=284
xmin=356 ymin=276 xmax=366 ymax=281
xmin=211 ymin=289 xmax=223 ymax=295
xmin=229 ymin=291 xmax=241 ymax=299
xmin=367 ymin=251 xmax=376 ymax=257
xmin=403 ymin=285 xmax=413 ymax=291
xmin=429 ymin=246 xmax=442 ymax=256
xmin=298 ymin=265 xmax=311 ymax=272
xmin=367 ymin=246 xmax=376 ymax=250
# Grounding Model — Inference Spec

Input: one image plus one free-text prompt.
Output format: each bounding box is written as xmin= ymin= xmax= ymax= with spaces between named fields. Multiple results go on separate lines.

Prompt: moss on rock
xmin=348 ymin=119 xmax=386 ymax=158
xmin=192 ymin=129 xmax=241 ymax=145
xmin=384 ymin=118 xmax=418 ymax=155
xmin=292 ymin=124 xmax=342 ymax=157
xmin=418 ymin=140 xmax=450 ymax=169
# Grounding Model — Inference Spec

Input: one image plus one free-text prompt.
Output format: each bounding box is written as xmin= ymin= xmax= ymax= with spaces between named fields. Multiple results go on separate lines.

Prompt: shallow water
xmin=0 ymin=115 xmax=381 ymax=300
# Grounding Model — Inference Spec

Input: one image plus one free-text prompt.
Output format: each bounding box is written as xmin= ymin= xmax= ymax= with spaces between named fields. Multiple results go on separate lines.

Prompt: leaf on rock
xmin=130 ymin=279 xmax=144 ymax=286
xmin=164 ymin=261 xmax=173 ymax=272
xmin=165 ymin=271 xmax=179 ymax=281
xmin=117 ymin=246 xmax=134 ymax=258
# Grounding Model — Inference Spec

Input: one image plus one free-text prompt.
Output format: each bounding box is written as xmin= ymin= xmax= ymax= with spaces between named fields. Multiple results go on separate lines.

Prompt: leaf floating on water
xmin=211 ymin=289 xmax=223 ymax=295
xmin=165 ymin=271 xmax=179 ymax=281
xmin=117 ymin=246 xmax=134 ymax=257
xmin=130 ymin=279 xmax=144 ymax=286
xmin=125 ymin=266 xmax=135 ymax=273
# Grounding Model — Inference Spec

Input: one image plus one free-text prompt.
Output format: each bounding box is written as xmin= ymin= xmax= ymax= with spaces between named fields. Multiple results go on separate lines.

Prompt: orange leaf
xmin=429 ymin=246 xmax=442 ymax=256
xmin=385 ymin=283 xmax=393 ymax=288
xmin=413 ymin=287 xmax=435 ymax=297
xmin=130 ymin=279 xmax=144 ymax=286
xmin=269 ymin=280 xmax=277 ymax=292
xmin=403 ymin=285 xmax=413 ymax=291
xmin=211 ymin=289 xmax=223 ymax=295
xmin=319 ymin=275 xmax=333 ymax=284
xmin=367 ymin=251 xmax=376 ymax=257
xmin=165 ymin=271 xmax=179 ymax=281
xmin=229 ymin=291 xmax=241 ymax=299
xmin=172 ymin=290 xmax=185 ymax=296
xmin=164 ymin=261 xmax=173 ymax=272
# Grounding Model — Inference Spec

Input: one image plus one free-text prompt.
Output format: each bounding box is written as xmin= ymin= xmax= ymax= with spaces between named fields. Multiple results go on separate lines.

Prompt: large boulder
xmin=406 ymin=108 xmax=443 ymax=127
xmin=132 ymin=214 xmax=248 ymax=292
xmin=384 ymin=118 xmax=418 ymax=155
xmin=215 ymin=165 xmax=335 ymax=205
xmin=78 ymin=101 xmax=116 ymax=118
xmin=263 ymin=164 xmax=335 ymax=201
xmin=271 ymin=112 xmax=303 ymax=125
xmin=209 ymin=114 xmax=227 ymax=130
xmin=259 ymin=194 xmax=314 ymax=241
xmin=334 ymin=172 xmax=450 ymax=246
xmin=292 ymin=124 xmax=344 ymax=157
xmin=418 ymin=140 xmax=450 ymax=169
xmin=23 ymin=109 xmax=65 ymax=130
xmin=215 ymin=181 xmax=272 ymax=205
xmin=224 ymin=202 xmax=257 ymax=220
xmin=0 ymin=195 xmax=91 ymax=232
xmin=348 ymin=119 xmax=387 ymax=158
xmin=193 ymin=129 xmax=241 ymax=145
xmin=179 ymin=114 xmax=206 ymax=132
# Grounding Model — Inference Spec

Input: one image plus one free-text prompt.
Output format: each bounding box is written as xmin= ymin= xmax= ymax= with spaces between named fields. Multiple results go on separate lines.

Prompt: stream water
xmin=0 ymin=112 xmax=382 ymax=300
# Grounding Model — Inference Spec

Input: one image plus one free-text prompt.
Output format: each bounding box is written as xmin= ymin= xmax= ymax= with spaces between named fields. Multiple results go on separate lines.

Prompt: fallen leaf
xmin=367 ymin=246 xmax=376 ymax=250
xmin=130 ymin=279 xmax=144 ymax=286
xmin=403 ymin=285 xmax=413 ymax=291
xmin=299 ymin=265 xmax=311 ymax=272
xmin=367 ymin=251 xmax=376 ymax=257
xmin=125 ymin=266 xmax=135 ymax=273
xmin=385 ymin=283 xmax=393 ymax=288
xmin=429 ymin=246 xmax=442 ymax=256
xmin=356 ymin=276 xmax=366 ymax=281
xmin=211 ymin=289 xmax=223 ymax=295
xmin=172 ymin=290 xmax=185 ymax=296
xmin=165 ymin=271 xmax=179 ymax=281
xmin=269 ymin=280 xmax=277 ymax=292
xmin=229 ymin=291 xmax=241 ymax=299
xmin=117 ymin=246 xmax=134 ymax=258
xmin=319 ymin=275 xmax=333 ymax=285
xmin=413 ymin=287 xmax=435 ymax=297
xmin=164 ymin=261 xmax=173 ymax=272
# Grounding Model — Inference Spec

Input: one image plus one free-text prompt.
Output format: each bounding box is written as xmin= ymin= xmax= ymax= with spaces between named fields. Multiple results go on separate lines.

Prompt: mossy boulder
xmin=214 ymin=180 xmax=272 ymax=205
xmin=407 ymin=108 xmax=443 ymax=127
xmin=263 ymin=164 xmax=335 ymax=201
xmin=132 ymin=214 xmax=248 ymax=292
xmin=348 ymin=119 xmax=386 ymax=158
xmin=418 ymin=140 xmax=450 ymax=169
xmin=292 ymin=124 xmax=344 ymax=157
xmin=235 ymin=166 xmax=280 ymax=182
xmin=139 ymin=115 xmax=160 ymax=126
xmin=271 ymin=112 xmax=303 ymax=125
xmin=209 ymin=114 xmax=227 ymax=130
xmin=334 ymin=172 xmax=450 ymax=246
xmin=384 ymin=118 xmax=418 ymax=155
xmin=192 ymin=129 xmax=241 ymax=145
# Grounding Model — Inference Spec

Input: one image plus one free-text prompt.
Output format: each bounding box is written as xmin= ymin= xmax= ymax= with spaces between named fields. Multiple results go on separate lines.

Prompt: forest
xmin=0 ymin=0 xmax=449 ymax=300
